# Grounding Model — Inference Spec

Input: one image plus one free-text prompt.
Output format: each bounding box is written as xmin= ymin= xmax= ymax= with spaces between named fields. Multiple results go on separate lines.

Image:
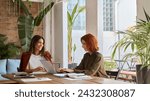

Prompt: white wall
xmin=137 ymin=0 xmax=150 ymax=20
xmin=102 ymin=31 xmax=116 ymax=57
xmin=116 ymin=0 xmax=137 ymax=31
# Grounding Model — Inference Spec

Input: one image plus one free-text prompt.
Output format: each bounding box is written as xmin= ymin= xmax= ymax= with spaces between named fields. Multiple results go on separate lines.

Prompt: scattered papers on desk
xmin=21 ymin=77 xmax=52 ymax=82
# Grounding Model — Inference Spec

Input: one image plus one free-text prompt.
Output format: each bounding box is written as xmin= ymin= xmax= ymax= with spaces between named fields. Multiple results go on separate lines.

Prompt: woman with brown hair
xmin=19 ymin=35 xmax=52 ymax=73
xmin=62 ymin=33 xmax=108 ymax=77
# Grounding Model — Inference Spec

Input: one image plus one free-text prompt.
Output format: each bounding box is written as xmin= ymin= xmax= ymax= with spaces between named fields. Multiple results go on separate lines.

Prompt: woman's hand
xmin=25 ymin=67 xmax=46 ymax=73
xmin=33 ymin=66 xmax=46 ymax=72
xmin=59 ymin=68 xmax=74 ymax=73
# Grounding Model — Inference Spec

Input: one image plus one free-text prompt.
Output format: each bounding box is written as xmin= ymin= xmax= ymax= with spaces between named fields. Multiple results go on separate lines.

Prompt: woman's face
xmin=81 ymin=40 xmax=88 ymax=51
xmin=34 ymin=38 xmax=44 ymax=52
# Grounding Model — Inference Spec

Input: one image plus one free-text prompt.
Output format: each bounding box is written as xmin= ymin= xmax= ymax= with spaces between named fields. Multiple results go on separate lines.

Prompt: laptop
xmin=40 ymin=60 xmax=59 ymax=74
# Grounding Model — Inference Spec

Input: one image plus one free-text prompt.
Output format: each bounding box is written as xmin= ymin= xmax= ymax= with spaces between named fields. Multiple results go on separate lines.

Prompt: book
xmin=53 ymin=73 xmax=85 ymax=77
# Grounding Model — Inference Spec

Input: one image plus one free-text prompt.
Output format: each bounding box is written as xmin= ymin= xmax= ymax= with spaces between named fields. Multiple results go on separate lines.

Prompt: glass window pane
xmin=103 ymin=0 xmax=114 ymax=31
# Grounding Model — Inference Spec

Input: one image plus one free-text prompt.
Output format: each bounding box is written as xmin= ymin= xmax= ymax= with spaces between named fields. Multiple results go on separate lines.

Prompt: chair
xmin=126 ymin=58 xmax=137 ymax=71
xmin=17 ymin=67 xmax=21 ymax=72
xmin=106 ymin=69 xmax=120 ymax=80
xmin=106 ymin=60 xmax=126 ymax=80
xmin=118 ymin=58 xmax=137 ymax=82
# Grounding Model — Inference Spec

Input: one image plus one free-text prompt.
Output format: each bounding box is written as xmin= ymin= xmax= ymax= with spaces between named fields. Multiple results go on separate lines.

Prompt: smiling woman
xmin=19 ymin=35 xmax=52 ymax=73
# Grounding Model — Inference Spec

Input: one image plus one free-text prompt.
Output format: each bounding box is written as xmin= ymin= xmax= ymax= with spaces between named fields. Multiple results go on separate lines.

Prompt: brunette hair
xmin=81 ymin=33 xmax=99 ymax=52
xmin=29 ymin=35 xmax=45 ymax=55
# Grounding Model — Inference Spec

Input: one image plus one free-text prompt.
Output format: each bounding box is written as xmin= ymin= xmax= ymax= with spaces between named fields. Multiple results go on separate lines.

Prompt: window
xmin=67 ymin=0 xmax=86 ymax=30
xmin=67 ymin=0 xmax=86 ymax=64
xmin=103 ymin=0 xmax=115 ymax=31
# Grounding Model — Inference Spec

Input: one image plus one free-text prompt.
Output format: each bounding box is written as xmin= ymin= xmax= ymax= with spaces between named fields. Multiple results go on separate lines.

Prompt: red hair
xmin=81 ymin=33 xmax=99 ymax=52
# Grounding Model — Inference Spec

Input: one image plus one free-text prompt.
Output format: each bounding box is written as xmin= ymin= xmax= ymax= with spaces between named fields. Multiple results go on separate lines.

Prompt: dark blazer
xmin=19 ymin=51 xmax=52 ymax=71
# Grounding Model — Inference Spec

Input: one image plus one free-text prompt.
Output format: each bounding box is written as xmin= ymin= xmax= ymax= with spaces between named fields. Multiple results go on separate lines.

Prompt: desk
xmin=119 ymin=70 xmax=136 ymax=82
xmin=0 ymin=79 xmax=17 ymax=84
xmin=1 ymin=74 xmax=129 ymax=84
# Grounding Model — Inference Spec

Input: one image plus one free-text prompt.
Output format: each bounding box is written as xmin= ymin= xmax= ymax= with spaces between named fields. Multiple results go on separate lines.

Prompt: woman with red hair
xmin=62 ymin=33 xmax=108 ymax=77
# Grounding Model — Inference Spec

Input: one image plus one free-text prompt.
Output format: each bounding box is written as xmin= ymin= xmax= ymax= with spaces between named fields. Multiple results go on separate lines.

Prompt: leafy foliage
xmin=15 ymin=0 xmax=54 ymax=52
xmin=0 ymin=34 xmax=20 ymax=59
xmin=104 ymin=61 xmax=116 ymax=70
xmin=112 ymin=9 xmax=150 ymax=67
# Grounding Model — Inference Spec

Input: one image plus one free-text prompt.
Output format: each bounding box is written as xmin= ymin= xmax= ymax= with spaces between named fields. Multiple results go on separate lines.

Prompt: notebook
xmin=40 ymin=60 xmax=59 ymax=74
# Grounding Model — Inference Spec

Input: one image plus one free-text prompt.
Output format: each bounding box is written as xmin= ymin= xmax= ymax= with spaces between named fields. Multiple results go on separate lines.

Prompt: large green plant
xmin=15 ymin=0 xmax=54 ymax=52
xmin=0 ymin=34 xmax=20 ymax=59
xmin=67 ymin=0 xmax=85 ymax=62
xmin=112 ymin=9 xmax=150 ymax=67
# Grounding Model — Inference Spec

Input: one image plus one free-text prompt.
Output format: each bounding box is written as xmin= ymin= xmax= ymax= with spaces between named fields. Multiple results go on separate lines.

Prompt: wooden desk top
xmin=1 ymin=74 xmax=129 ymax=84
xmin=0 ymin=79 xmax=17 ymax=84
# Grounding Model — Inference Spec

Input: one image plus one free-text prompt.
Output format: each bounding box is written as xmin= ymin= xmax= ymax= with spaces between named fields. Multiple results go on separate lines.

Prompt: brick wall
xmin=0 ymin=0 xmax=43 ymax=43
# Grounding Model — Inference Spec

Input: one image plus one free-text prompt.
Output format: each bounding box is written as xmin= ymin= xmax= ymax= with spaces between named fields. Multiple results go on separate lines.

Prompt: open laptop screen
xmin=40 ymin=60 xmax=59 ymax=74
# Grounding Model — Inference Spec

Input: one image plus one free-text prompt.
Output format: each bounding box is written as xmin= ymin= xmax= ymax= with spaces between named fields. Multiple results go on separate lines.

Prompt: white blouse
xmin=29 ymin=54 xmax=46 ymax=69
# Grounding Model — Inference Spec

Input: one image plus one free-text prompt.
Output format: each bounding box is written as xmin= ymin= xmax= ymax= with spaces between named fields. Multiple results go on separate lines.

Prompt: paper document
xmin=67 ymin=73 xmax=85 ymax=76
xmin=53 ymin=73 xmax=67 ymax=77
xmin=31 ymin=72 xmax=48 ymax=75
xmin=53 ymin=73 xmax=85 ymax=77
xmin=21 ymin=77 xmax=52 ymax=82
xmin=64 ymin=75 xmax=92 ymax=80
xmin=69 ymin=75 xmax=92 ymax=80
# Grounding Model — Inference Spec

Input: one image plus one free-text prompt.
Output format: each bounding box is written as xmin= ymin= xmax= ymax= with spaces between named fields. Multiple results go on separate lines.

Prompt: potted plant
xmin=112 ymin=9 xmax=150 ymax=83
xmin=14 ymin=0 xmax=55 ymax=52
xmin=0 ymin=34 xmax=20 ymax=59
xmin=67 ymin=0 xmax=85 ymax=64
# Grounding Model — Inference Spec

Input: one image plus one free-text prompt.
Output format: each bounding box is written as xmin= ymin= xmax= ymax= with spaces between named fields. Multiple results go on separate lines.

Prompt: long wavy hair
xmin=81 ymin=33 xmax=99 ymax=52
xmin=29 ymin=35 xmax=45 ymax=55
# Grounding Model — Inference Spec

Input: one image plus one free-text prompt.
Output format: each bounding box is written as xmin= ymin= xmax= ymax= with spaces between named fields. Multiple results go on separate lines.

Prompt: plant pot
xmin=68 ymin=63 xmax=77 ymax=69
xmin=136 ymin=64 xmax=150 ymax=84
